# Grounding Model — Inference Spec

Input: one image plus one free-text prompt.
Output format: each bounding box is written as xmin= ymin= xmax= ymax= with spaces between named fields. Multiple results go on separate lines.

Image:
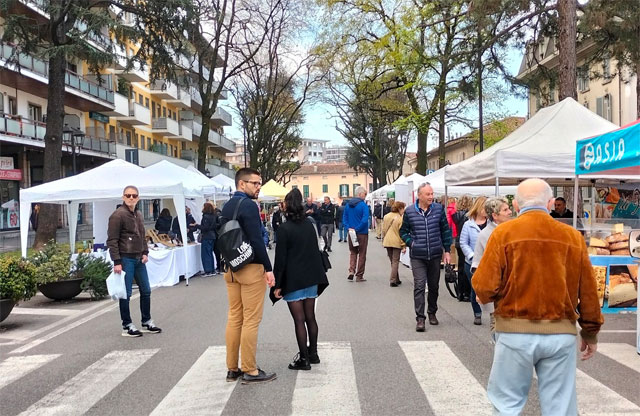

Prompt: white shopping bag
xmin=348 ymin=228 xmax=359 ymax=247
xmin=106 ymin=270 xmax=127 ymax=301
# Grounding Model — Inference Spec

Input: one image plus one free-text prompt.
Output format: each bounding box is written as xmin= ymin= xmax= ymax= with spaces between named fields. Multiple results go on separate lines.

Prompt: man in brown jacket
xmin=107 ymin=185 xmax=162 ymax=337
xmin=473 ymin=178 xmax=603 ymax=415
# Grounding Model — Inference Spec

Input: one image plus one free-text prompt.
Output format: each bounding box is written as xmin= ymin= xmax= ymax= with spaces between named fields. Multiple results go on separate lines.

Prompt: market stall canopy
xmin=185 ymin=165 xmax=227 ymax=193
xmin=145 ymin=160 xmax=220 ymax=197
xmin=393 ymin=172 xmax=427 ymax=186
xmin=19 ymin=159 xmax=189 ymax=257
xmin=258 ymin=179 xmax=288 ymax=199
xmin=445 ymin=98 xmax=618 ymax=186
xmin=423 ymin=167 xmax=517 ymax=196
xmin=575 ymin=119 xmax=640 ymax=179
xmin=212 ymin=173 xmax=236 ymax=193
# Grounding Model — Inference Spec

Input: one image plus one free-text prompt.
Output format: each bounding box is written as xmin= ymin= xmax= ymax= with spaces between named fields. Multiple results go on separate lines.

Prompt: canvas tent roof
xmin=212 ymin=173 xmax=236 ymax=193
xmin=259 ymin=179 xmax=288 ymax=199
xmin=445 ymin=98 xmax=619 ymax=186
xmin=185 ymin=165 xmax=228 ymax=194
xmin=19 ymin=159 xmax=189 ymax=257
xmin=145 ymin=160 xmax=219 ymax=197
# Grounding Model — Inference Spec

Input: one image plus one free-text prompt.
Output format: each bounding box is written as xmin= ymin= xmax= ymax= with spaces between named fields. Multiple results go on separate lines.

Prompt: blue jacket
xmin=459 ymin=219 xmax=483 ymax=265
xmin=220 ymin=192 xmax=272 ymax=272
xmin=342 ymin=197 xmax=369 ymax=234
xmin=399 ymin=202 xmax=452 ymax=260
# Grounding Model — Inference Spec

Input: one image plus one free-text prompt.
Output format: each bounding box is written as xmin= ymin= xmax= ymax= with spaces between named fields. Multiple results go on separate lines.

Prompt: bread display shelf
xmin=589 ymin=255 xmax=638 ymax=314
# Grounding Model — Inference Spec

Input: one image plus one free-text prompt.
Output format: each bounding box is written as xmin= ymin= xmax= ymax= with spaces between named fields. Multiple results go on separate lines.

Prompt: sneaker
xmin=241 ymin=369 xmax=277 ymax=384
xmin=288 ymin=353 xmax=311 ymax=371
xmin=226 ymin=369 xmax=244 ymax=382
xmin=122 ymin=324 xmax=143 ymax=337
xmin=390 ymin=282 xmax=398 ymax=287
xmin=474 ymin=316 xmax=482 ymax=326
xmin=347 ymin=274 xmax=354 ymax=281
xmin=327 ymin=247 xmax=332 ymax=252
xmin=142 ymin=320 xmax=162 ymax=333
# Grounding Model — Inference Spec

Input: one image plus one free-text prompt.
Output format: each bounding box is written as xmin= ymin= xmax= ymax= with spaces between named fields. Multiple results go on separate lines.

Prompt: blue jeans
xmin=488 ymin=333 xmax=577 ymax=416
xmin=201 ymin=238 xmax=215 ymax=273
xmin=338 ymin=223 xmax=347 ymax=241
xmin=119 ymin=257 xmax=152 ymax=328
xmin=464 ymin=263 xmax=482 ymax=317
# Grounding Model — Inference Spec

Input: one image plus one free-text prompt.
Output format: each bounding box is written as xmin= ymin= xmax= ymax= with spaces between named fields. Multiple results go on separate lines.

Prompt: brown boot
xmin=416 ymin=318 xmax=426 ymax=332
xmin=428 ymin=313 xmax=439 ymax=325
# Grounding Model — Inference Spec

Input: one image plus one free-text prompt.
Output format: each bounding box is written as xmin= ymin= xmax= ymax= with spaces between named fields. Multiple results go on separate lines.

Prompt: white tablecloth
xmin=74 ymin=244 xmax=204 ymax=288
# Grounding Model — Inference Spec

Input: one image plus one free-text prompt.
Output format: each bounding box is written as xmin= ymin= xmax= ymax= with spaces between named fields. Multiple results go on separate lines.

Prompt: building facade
xmin=288 ymin=163 xmax=373 ymax=201
xmin=297 ymin=138 xmax=329 ymax=164
xmin=516 ymin=36 xmax=637 ymax=126
xmin=0 ymin=2 xmax=235 ymax=232
xmin=324 ymin=145 xmax=350 ymax=163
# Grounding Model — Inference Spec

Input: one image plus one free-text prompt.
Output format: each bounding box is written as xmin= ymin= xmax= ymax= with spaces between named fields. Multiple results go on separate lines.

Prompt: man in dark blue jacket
xmin=400 ymin=182 xmax=452 ymax=331
xmin=343 ymin=186 xmax=370 ymax=282
xmin=220 ymin=168 xmax=276 ymax=385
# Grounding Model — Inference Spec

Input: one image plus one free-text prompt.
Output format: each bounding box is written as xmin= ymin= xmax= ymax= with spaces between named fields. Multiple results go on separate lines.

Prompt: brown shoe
xmin=428 ymin=313 xmax=439 ymax=325
xmin=416 ymin=318 xmax=426 ymax=332
xmin=356 ymin=278 xmax=367 ymax=282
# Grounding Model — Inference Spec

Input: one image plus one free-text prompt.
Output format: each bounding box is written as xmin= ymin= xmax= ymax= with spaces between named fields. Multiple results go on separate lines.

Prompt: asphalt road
xmin=1 ymin=232 xmax=638 ymax=415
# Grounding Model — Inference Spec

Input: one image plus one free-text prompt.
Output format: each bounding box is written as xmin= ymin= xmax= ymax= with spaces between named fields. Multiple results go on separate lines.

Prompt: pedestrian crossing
xmin=1 ymin=341 xmax=638 ymax=415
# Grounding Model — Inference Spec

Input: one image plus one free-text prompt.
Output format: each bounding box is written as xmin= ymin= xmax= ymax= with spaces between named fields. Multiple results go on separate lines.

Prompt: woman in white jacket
xmin=459 ymin=196 xmax=488 ymax=325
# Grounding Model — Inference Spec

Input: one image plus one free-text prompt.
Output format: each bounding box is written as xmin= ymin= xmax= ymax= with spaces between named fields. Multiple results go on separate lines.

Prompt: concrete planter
xmin=0 ymin=299 xmax=17 ymax=322
xmin=38 ymin=278 xmax=84 ymax=301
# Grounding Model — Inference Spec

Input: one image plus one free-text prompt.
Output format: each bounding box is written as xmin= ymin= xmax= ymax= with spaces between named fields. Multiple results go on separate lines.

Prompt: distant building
xmin=325 ymin=145 xmax=350 ymax=163
xmin=226 ymin=142 xmax=247 ymax=168
xmin=297 ymin=138 xmax=329 ymax=164
xmin=289 ymin=163 xmax=373 ymax=201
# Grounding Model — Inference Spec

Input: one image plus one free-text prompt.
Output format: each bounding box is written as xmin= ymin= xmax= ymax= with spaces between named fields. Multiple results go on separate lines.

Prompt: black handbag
xmin=217 ymin=198 xmax=255 ymax=272
xmin=320 ymin=249 xmax=332 ymax=272
xmin=444 ymin=263 xmax=459 ymax=299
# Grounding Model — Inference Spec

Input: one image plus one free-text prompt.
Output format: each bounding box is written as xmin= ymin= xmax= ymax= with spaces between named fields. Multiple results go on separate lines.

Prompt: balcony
xmin=115 ymin=144 xmax=194 ymax=168
xmin=114 ymin=102 xmax=150 ymax=126
xmin=113 ymin=56 xmax=148 ymax=82
xmin=165 ymin=87 xmax=191 ymax=108
xmin=102 ymin=91 xmax=129 ymax=117
xmin=190 ymin=87 xmax=202 ymax=112
xmin=176 ymin=120 xmax=193 ymax=142
xmin=205 ymin=161 xmax=235 ymax=179
xmin=180 ymin=149 xmax=197 ymax=161
xmin=150 ymin=80 xmax=178 ymax=100
xmin=0 ymin=43 xmax=115 ymax=111
xmin=152 ymin=117 xmax=179 ymax=137
xmin=207 ymin=130 xmax=236 ymax=153
xmin=211 ymin=107 xmax=232 ymax=126
xmin=0 ymin=114 xmax=115 ymax=157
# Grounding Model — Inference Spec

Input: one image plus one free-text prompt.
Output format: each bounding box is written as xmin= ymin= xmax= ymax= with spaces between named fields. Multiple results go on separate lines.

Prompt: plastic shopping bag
xmin=106 ymin=271 xmax=127 ymax=301
xmin=348 ymin=228 xmax=359 ymax=247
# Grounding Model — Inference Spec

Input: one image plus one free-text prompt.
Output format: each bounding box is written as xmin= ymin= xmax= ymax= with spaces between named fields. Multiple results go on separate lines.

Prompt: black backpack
xmin=217 ymin=198 xmax=255 ymax=272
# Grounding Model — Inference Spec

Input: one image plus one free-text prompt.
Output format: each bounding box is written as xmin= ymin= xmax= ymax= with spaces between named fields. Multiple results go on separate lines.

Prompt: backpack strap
xmin=232 ymin=197 xmax=247 ymax=221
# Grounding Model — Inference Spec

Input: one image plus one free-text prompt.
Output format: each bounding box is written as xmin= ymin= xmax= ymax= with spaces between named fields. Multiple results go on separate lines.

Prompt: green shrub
xmin=74 ymin=253 xmax=111 ymax=300
xmin=31 ymin=240 xmax=73 ymax=285
xmin=0 ymin=257 xmax=38 ymax=302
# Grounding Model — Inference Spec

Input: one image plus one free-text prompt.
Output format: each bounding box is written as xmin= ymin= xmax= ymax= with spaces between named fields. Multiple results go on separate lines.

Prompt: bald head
xmin=514 ymin=178 xmax=554 ymax=213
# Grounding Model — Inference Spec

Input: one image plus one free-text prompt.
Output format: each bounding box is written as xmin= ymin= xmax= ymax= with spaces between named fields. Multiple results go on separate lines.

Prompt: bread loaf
xmin=610 ymin=249 xmax=630 ymax=256
xmin=608 ymin=283 xmax=637 ymax=307
xmin=627 ymin=265 xmax=638 ymax=281
xmin=589 ymin=237 xmax=609 ymax=248
xmin=605 ymin=233 xmax=628 ymax=243
xmin=609 ymin=241 xmax=630 ymax=251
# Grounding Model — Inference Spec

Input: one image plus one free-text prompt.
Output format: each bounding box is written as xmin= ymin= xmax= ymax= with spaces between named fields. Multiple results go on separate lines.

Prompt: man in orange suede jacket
xmin=473 ymin=178 xmax=603 ymax=416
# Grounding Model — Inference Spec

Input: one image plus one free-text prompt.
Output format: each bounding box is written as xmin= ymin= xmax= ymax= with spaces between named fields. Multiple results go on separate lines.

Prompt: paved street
xmin=1 ymin=232 xmax=638 ymax=415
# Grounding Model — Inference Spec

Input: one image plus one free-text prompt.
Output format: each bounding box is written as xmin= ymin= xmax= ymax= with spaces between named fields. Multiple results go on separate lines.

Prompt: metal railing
xmin=0 ymin=114 xmax=115 ymax=156
xmin=0 ymin=42 xmax=114 ymax=105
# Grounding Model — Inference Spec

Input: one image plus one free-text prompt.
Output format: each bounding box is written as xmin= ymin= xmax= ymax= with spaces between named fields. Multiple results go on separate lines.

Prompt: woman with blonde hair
xmin=382 ymin=201 xmax=406 ymax=287
xmin=452 ymin=195 xmax=473 ymax=301
xmin=459 ymin=196 xmax=488 ymax=325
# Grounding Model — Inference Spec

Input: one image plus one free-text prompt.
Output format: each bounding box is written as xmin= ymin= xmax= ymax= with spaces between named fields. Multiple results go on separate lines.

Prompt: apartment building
xmin=289 ymin=163 xmax=373 ymax=201
xmin=0 ymin=1 xmax=235 ymax=232
xmin=516 ymin=36 xmax=637 ymax=126
xmin=297 ymin=138 xmax=329 ymax=164
xmin=324 ymin=145 xmax=350 ymax=163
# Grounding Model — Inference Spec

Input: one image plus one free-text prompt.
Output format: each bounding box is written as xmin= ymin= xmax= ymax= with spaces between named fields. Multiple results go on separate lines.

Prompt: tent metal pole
xmin=495 ymin=177 xmax=500 ymax=197
xmin=573 ymin=175 xmax=579 ymax=229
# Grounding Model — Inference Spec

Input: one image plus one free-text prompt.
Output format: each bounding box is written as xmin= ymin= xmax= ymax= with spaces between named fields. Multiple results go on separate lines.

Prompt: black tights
xmin=286 ymin=298 xmax=318 ymax=359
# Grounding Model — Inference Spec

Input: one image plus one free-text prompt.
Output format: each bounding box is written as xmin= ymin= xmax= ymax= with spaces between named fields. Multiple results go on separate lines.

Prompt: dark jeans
xmin=410 ymin=257 xmax=441 ymax=320
xmin=119 ymin=257 xmax=152 ymax=328
xmin=338 ymin=223 xmax=347 ymax=241
xmin=464 ymin=263 xmax=482 ymax=317
xmin=456 ymin=245 xmax=470 ymax=299
xmin=213 ymin=240 xmax=222 ymax=272
xmin=201 ymin=238 xmax=215 ymax=273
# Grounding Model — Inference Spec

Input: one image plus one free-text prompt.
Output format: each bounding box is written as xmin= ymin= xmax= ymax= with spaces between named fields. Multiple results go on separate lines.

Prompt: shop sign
xmin=576 ymin=121 xmax=640 ymax=175
xmin=89 ymin=111 xmax=109 ymax=123
xmin=0 ymin=156 xmax=14 ymax=170
xmin=0 ymin=169 xmax=22 ymax=180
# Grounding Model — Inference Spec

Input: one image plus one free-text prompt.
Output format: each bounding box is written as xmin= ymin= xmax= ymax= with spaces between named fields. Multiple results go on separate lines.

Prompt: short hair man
xmin=107 ymin=186 xmax=162 ymax=337
xmin=220 ymin=167 xmax=276 ymax=384
xmin=336 ymin=198 xmax=347 ymax=242
xmin=318 ymin=196 xmax=336 ymax=252
xmin=343 ymin=186 xmax=369 ymax=282
xmin=550 ymin=196 xmax=574 ymax=219
xmin=473 ymin=179 xmax=603 ymax=415
xmin=399 ymin=183 xmax=452 ymax=330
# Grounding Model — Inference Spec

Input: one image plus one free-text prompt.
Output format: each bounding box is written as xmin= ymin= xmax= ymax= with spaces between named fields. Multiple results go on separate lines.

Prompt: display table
xmin=73 ymin=244 xmax=204 ymax=288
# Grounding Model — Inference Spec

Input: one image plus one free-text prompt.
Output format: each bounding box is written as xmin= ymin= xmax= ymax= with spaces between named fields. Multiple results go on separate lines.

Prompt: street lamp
xmin=62 ymin=124 xmax=84 ymax=175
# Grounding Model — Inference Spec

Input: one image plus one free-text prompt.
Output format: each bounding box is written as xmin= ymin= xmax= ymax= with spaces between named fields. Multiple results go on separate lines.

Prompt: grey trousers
xmin=410 ymin=257 xmax=441 ymax=320
xmin=320 ymin=223 xmax=334 ymax=249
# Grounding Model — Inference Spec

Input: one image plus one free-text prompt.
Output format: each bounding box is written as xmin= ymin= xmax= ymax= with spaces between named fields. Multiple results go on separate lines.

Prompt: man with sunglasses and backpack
xmin=219 ymin=168 xmax=277 ymax=385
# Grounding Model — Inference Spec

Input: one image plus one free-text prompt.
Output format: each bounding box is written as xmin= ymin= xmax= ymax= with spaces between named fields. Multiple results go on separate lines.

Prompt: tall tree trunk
xmin=557 ymin=0 xmax=577 ymax=101
xmin=438 ymin=95 xmax=446 ymax=168
xmin=636 ymin=60 xmax=640 ymax=119
xmin=406 ymin=87 xmax=427 ymax=175
xmin=33 ymin=45 xmax=66 ymax=249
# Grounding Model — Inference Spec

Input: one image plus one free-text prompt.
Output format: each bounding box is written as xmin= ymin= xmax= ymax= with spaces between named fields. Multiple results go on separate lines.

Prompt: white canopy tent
xmin=212 ymin=173 xmax=236 ymax=194
xmin=185 ymin=165 xmax=228 ymax=196
xmin=445 ymin=98 xmax=620 ymax=187
xmin=146 ymin=160 xmax=220 ymax=197
xmin=19 ymin=159 xmax=189 ymax=258
xmin=424 ymin=167 xmax=517 ymax=197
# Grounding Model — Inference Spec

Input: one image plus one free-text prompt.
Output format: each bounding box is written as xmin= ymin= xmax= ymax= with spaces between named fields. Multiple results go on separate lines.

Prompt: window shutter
xmin=596 ymin=97 xmax=604 ymax=117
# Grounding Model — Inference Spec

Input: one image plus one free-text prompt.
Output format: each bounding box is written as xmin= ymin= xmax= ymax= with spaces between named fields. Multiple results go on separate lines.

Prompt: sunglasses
xmin=124 ymin=194 xmax=139 ymax=199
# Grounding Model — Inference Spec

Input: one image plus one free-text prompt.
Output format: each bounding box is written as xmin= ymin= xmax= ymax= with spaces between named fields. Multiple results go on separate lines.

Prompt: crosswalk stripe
xmin=292 ymin=342 xmax=361 ymax=415
xmin=576 ymin=369 xmax=640 ymax=415
xmin=18 ymin=349 xmax=158 ymax=416
xmin=10 ymin=308 xmax=77 ymax=316
xmin=150 ymin=346 xmax=235 ymax=416
xmin=400 ymin=341 xmax=492 ymax=416
xmin=597 ymin=343 xmax=640 ymax=374
xmin=0 ymin=354 xmax=61 ymax=390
